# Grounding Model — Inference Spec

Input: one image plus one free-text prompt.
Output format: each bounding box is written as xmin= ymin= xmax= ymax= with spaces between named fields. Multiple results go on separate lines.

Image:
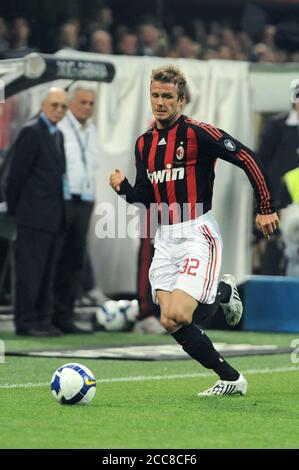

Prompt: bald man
xmin=6 ymin=87 xmax=68 ymax=336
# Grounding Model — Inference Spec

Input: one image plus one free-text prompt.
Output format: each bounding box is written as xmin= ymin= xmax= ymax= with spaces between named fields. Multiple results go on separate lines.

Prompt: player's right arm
xmin=109 ymin=169 xmax=124 ymax=192
xmin=109 ymin=138 xmax=155 ymax=208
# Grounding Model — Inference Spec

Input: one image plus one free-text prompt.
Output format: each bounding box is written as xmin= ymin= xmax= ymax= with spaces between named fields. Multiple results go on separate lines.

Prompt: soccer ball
xmin=50 ymin=362 xmax=96 ymax=405
xmin=92 ymin=299 xmax=139 ymax=332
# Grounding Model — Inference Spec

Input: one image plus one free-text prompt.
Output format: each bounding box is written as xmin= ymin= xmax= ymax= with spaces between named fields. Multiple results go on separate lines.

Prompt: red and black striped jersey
xmin=119 ymin=114 xmax=275 ymax=224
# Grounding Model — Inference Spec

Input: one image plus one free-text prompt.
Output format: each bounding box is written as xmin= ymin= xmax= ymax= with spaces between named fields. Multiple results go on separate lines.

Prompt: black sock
xmin=193 ymin=281 xmax=232 ymax=324
xmin=213 ymin=357 xmax=239 ymax=381
xmin=172 ymin=323 xmax=239 ymax=381
xmin=217 ymin=281 xmax=231 ymax=303
xmin=193 ymin=298 xmax=220 ymax=323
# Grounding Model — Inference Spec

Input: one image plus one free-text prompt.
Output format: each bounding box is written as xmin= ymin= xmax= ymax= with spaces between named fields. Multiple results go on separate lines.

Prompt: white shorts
xmin=149 ymin=212 xmax=223 ymax=305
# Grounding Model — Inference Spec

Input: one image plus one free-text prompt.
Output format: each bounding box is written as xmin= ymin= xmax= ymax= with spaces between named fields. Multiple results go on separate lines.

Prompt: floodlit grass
xmin=0 ymin=331 xmax=298 ymax=449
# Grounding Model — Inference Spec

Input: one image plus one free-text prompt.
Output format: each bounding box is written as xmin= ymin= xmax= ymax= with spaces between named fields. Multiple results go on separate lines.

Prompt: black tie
xmin=52 ymin=130 xmax=62 ymax=154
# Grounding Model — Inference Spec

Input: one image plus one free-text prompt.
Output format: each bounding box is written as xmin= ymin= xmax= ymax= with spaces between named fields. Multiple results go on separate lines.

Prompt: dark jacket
xmin=6 ymin=117 xmax=66 ymax=232
xmin=258 ymin=112 xmax=299 ymax=207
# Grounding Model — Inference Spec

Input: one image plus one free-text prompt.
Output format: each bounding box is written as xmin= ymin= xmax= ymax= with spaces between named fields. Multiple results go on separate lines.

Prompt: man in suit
xmin=6 ymin=87 xmax=68 ymax=336
xmin=53 ymin=82 xmax=99 ymax=334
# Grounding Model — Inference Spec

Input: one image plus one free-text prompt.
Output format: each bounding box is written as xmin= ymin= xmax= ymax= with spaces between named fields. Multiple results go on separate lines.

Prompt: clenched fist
xmin=109 ymin=169 xmax=125 ymax=192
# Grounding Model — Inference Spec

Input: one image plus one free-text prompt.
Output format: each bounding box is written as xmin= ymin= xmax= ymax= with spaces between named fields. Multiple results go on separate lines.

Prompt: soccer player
xmin=109 ymin=65 xmax=279 ymax=396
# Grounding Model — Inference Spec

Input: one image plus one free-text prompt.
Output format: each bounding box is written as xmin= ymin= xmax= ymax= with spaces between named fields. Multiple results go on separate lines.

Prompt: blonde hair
xmin=151 ymin=64 xmax=187 ymax=99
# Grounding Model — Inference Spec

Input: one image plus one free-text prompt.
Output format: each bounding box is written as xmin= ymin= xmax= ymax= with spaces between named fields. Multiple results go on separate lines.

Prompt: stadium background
xmin=0 ymin=0 xmax=299 ymax=452
xmin=1 ymin=0 xmax=299 ymax=320
xmin=2 ymin=0 xmax=299 ymax=54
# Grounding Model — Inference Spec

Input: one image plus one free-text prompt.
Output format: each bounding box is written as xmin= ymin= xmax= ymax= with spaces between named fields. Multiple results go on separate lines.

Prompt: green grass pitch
xmin=0 ymin=330 xmax=298 ymax=449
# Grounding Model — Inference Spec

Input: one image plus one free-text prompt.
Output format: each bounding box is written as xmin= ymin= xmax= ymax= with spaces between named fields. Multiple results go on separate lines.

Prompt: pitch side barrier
xmin=0 ymin=52 xmax=115 ymax=99
xmin=0 ymin=53 xmax=115 ymax=300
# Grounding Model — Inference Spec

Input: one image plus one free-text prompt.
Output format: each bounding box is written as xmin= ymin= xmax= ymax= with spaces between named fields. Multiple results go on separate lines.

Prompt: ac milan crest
xmin=176 ymin=145 xmax=184 ymax=160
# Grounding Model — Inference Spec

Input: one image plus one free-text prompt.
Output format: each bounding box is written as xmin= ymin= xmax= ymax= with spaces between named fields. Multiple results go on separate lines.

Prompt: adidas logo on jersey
xmin=158 ymin=137 xmax=167 ymax=145
xmin=147 ymin=164 xmax=185 ymax=183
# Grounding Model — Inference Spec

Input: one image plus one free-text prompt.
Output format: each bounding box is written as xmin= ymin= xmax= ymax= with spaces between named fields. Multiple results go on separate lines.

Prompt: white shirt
xmin=58 ymin=110 xmax=99 ymax=196
xmin=285 ymin=109 xmax=299 ymax=126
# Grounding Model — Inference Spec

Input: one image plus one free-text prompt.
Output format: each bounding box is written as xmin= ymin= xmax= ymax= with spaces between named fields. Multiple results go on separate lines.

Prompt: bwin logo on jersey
xmin=147 ymin=164 xmax=185 ymax=183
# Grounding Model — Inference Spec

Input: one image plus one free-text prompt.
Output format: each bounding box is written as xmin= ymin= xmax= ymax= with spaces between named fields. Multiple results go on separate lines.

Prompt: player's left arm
xmin=196 ymin=123 xmax=279 ymax=238
xmin=255 ymin=212 xmax=279 ymax=240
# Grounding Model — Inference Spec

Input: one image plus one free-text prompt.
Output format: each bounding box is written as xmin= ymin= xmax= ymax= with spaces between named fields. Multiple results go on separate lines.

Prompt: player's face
xmin=42 ymin=90 xmax=68 ymax=123
xmin=69 ymin=90 xmax=95 ymax=124
xmin=150 ymin=80 xmax=184 ymax=129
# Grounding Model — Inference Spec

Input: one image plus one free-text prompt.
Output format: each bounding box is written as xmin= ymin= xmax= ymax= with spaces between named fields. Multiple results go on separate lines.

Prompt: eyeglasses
xmin=50 ymin=103 xmax=68 ymax=110
xmin=79 ymin=100 xmax=95 ymax=106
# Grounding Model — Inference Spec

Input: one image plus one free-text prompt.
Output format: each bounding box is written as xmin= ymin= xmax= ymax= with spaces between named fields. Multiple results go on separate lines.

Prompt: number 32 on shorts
xmin=180 ymin=258 xmax=200 ymax=276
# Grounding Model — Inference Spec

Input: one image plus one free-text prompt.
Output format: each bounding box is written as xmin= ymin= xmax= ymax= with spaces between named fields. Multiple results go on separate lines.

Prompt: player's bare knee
xmin=168 ymin=306 xmax=192 ymax=326
xmin=160 ymin=315 xmax=178 ymax=331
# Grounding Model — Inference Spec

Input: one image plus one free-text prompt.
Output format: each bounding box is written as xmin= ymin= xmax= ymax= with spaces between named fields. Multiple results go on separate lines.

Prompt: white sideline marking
xmin=0 ymin=365 xmax=298 ymax=389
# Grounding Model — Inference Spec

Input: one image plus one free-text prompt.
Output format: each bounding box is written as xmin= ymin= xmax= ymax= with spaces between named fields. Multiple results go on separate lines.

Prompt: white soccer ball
xmin=118 ymin=299 xmax=139 ymax=323
xmin=50 ymin=362 xmax=96 ymax=405
xmin=93 ymin=299 xmax=139 ymax=332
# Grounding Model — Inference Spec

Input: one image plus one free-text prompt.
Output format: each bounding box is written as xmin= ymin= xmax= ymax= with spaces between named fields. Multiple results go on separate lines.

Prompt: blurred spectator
xmin=251 ymin=43 xmax=275 ymax=62
xmin=0 ymin=92 xmax=30 ymax=305
xmin=0 ymin=97 xmax=19 ymax=152
xmin=218 ymin=45 xmax=234 ymax=60
xmin=0 ymin=17 xmax=9 ymax=57
xmin=11 ymin=17 xmax=30 ymax=48
xmin=202 ymin=47 xmax=219 ymax=60
xmin=1 ymin=8 xmax=299 ymax=63
xmin=238 ymin=31 xmax=253 ymax=56
xmin=89 ymin=29 xmax=113 ymax=54
xmin=88 ymin=7 xmax=114 ymax=35
xmin=222 ymin=28 xmax=238 ymax=49
xmin=116 ymin=32 xmax=138 ymax=56
xmin=6 ymin=17 xmax=37 ymax=58
xmin=169 ymin=24 xmax=185 ymax=44
xmin=172 ymin=36 xmax=200 ymax=59
xmin=192 ymin=18 xmax=206 ymax=43
xmin=137 ymin=21 xmax=166 ymax=56
xmin=209 ymin=20 xmax=223 ymax=37
xmin=205 ymin=33 xmax=220 ymax=50
xmin=262 ymin=24 xmax=277 ymax=49
xmin=273 ymin=49 xmax=288 ymax=63
xmin=57 ymin=20 xmax=82 ymax=50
